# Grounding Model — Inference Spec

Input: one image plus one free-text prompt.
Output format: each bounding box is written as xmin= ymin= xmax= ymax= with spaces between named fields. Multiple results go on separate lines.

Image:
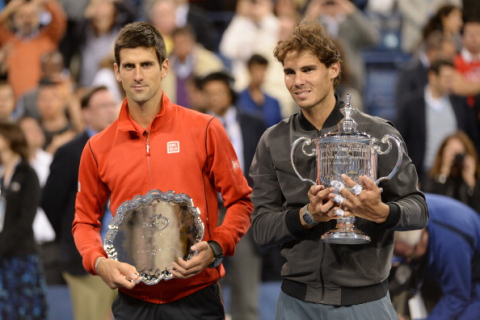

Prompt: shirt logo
xmin=167 ymin=141 xmax=180 ymax=154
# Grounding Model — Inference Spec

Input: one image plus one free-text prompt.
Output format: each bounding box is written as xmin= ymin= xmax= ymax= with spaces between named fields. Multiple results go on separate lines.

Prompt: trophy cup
xmin=290 ymin=94 xmax=403 ymax=244
xmin=104 ymin=189 xmax=204 ymax=284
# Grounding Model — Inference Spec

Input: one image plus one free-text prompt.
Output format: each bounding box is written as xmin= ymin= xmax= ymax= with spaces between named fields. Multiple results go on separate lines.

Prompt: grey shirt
xmin=249 ymin=98 xmax=428 ymax=305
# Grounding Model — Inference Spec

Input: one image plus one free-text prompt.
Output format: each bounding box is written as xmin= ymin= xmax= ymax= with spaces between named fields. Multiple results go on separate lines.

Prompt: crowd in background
xmin=1 ymin=0 xmax=480 ymax=319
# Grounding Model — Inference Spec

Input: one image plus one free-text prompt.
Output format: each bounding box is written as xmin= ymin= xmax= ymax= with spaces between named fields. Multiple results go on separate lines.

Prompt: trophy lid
xmin=323 ymin=94 xmax=369 ymax=139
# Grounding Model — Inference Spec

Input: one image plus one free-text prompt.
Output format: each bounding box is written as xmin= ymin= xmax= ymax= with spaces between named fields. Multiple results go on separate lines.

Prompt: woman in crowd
xmin=426 ymin=130 xmax=480 ymax=214
xmin=0 ymin=121 xmax=46 ymax=319
xmin=422 ymin=4 xmax=464 ymax=52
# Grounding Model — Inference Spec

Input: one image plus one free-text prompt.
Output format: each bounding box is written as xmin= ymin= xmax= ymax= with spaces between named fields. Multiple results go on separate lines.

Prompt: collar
xmin=460 ymin=48 xmax=480 ymax=63
xmin=117 ymin=92 xmax=173 ymax=134
xmin=419 ymin=51 xmax=430 ymax=68
xmin=209 ymin=105 xmax=237 ymax=124
xmin=85 ymin=126 xmax=98 ymax=138
xmin=424 ymin=86 xmax=449 ymax=111
xmin=298 ymin=96 xmax=345 ymax=131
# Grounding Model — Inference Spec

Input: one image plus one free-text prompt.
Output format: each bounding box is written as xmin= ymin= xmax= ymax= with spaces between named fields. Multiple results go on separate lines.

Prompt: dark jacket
xmin=41 ymin=131 xmax=90 ymax=275
xmin=250 ymin=98 xmax=428 ymax=306
xmin=0 ymin=161 xmax=40 ymax=258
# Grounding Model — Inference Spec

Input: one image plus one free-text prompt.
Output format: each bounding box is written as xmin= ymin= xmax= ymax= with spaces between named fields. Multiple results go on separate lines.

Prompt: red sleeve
xmin=72 ymin=141 xmax=110 ymax=275
xmin=40 ymin=0 xmax=67 ymax=44
xmin=206 ymin=118 xmax=253 ymax=256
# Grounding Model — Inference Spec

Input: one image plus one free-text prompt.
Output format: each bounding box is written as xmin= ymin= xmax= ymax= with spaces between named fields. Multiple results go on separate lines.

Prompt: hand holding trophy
xmin=291 ymin=94 xmax=403 ymax=244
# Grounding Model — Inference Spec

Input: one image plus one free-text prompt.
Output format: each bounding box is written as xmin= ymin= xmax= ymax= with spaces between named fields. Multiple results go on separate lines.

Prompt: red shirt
xmin=73 ymin=93 xmax=253 ymax=303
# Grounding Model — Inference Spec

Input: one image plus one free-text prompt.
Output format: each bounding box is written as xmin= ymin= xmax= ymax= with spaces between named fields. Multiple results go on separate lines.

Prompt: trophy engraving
xmin=104 ymin=190 xmax=204 ymax=284
xmin=291 ymin=94 xmax=403 ymax=244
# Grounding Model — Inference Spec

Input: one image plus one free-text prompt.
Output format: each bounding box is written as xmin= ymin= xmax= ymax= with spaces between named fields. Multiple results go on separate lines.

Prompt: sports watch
xmin=302 ymin=203 xmax=319 ymax=226
xmin=208 ymin=240 xmax=224 ymax=268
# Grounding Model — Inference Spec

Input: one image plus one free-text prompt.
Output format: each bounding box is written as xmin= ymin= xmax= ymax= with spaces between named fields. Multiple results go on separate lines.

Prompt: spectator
xmin=426 ymin=131 xmax=480 ymax=214
xmin=147 ymin=0 xmax=177 ymax=55
xmin=422 ymin=4 xmax=464 ymax=52
xmin=0 ymin=80 xmax=15 ymax=122
xmin=0 ymin=121 xmax=47 ymax=319
xmin=395 ymin=31 xmax=457 ymax=112
xmin=396 ymin=59 xmax=480 ymax=186
xmin=0 ymin=0 xmax=66 ymax=99
xmin=393 ymin=193 xmax=480 ymax=320
xmin=165 ymin=25 xmax=224 ymax=106
xmin=36 ymin=80 xmax=77 ymax=154
xmin=236 ymin=54 xmax=283 ymax=127
xmin=397 ymin=0 xmax=462 ymax=54
xmin=41 ymin=86 xmax=119 ymax=320
xmin=305 ymin=0 xmax=380 ymax=92
xmin=202 ymin=71 xmax=267 ymax=320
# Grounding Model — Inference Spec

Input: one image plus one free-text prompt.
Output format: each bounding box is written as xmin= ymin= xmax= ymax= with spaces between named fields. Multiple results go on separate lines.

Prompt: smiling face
xmin=283 ymin=51 xmax=339 ymax=112
xmin=114 ymin=47 xmax=169 ymax=109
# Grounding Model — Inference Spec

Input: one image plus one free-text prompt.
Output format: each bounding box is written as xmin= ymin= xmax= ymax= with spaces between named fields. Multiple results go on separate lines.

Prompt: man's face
xmin=203 ymin=80 xmax=232 ymax=116
xmin=462 ymin=22 xmax=480 ymax=55
xmin=248 ymin=63 xmax=267 ymax=87
xmin=37 ymin=86 xmax=65 ymax=120
xmin=283 ymin=51 xmax=339 ymax=111
xmin=13 ymin=2 xmax=40 ymax=36
xmin=83 ymin=89 xmax=119 ymax=132
xmin=0 ymin=84 xmax=15 ymax=121
xmin=430 ymin=65 xmax=455 ymax=96
xmin=114 ymin=47 xmax=168 ymax=108
xmin=172 ymin=33 xmax=195 ymax=61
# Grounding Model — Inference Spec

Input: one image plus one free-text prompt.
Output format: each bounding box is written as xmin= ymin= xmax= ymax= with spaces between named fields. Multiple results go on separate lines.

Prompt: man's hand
xmin=300 ymin=185 xmax=342 ymax=228
xmin=170 ymin=241 xmax=214 ymax=279
xmin=329 ymin=174 xmax=390 ymax=224
xmin=95 ymin=258 xmax=140 ymax=290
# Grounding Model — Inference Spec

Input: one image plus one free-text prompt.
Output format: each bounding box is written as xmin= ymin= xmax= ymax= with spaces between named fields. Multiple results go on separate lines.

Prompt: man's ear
xmin=160 ymin=59 xmax=169 ymax=79
xmin=329 ymin=61 xmax=340 ymax=80
xmin=114 ymin=63 xmax=121 ymax=82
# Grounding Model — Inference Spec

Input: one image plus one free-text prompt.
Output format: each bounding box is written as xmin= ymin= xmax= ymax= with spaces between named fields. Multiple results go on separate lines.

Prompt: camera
xmin=454 ymin=153 xmax=465 ymax=166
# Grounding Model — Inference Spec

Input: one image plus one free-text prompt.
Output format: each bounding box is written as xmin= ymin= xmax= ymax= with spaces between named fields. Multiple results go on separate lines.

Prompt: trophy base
xmin=321 ymin=218 xmax=371 ymax=244
xmin=321 ymin=229 xmax=371 ymax=244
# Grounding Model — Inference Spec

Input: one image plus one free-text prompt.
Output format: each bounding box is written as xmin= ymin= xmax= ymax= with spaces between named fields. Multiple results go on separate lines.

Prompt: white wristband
xmin=94 ymin=257 xmax=105 ymax=274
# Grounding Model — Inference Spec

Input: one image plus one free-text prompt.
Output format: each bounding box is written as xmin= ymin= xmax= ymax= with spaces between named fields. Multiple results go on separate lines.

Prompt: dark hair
xmin=428 ymin=58 xmax=454 ymax=75
xmin=114 ymin=22 xmax=167 ymax=66
xmin=273 ymin=17 xmax=342 ymax=87
xmin=430 ymin=131 xmax=480 ymax=180
xmin=247 ymin=54 xmax=269 ymax=68
xmin=422 ymin=5 xmax=461 ymax=40
xmin=80 ymin=85 xmax=109 ymax=110
xmin=424 ymin=30 xmax=449 ymax=52
xmin=0 ymin=121 xmax=29 ymax=160
xmin=201 ymin=72 xmax=237 ymax=102
xmin=171 ymin=24 xmax=197 ymax=42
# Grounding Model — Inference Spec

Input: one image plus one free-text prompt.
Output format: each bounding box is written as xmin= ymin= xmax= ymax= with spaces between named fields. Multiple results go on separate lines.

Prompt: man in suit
xmin=396 ymin=59 xmax=480 ymax=187
xmin=202 ymin=71 xmax=266 ymax=320
xmin=395 ymin=31 xmax=456 ymax=112
xmin=41 ymin=86 xmax=119 ymax=320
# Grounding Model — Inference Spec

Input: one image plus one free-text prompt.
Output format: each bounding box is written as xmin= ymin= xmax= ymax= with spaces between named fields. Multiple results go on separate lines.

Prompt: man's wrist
xmin=94 ymin=257 xmax=105 ymax=274
xmin=301 ymin=203 xmax=319 ymax=226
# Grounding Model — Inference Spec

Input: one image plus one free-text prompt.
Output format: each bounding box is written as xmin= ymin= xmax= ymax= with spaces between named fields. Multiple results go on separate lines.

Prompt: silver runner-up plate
xmin=104 ymin=190 xmax=204 ymax=285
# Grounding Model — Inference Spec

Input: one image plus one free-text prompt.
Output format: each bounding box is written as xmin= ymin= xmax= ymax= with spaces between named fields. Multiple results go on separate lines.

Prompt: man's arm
xmin=37 ymin=0 xmax=66 ymax=44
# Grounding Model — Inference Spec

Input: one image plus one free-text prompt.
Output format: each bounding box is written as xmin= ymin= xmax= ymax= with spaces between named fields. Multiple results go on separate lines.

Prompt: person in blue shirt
xmin=236 ymin=54 xmax=283 ymax=127
xmin=393 ymin=193 xmax=480 ymax=320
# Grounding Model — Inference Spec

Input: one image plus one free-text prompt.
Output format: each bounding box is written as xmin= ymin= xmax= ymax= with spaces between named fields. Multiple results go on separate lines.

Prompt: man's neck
xmin=301 ymin=94 xmax=336 ymax=130
xmin=127 ymin=96 xmax=162 ymax=129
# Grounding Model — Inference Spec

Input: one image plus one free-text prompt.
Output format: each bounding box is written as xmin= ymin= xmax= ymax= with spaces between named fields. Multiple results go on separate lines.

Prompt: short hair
xmin=171 ymin=24 xmax=197 ymax=42
xmin=0 ymin=121 xmax=29 ymax=160
xmin=247 ymin=54 xmax=269 ymax=68
xmin=114 ymin=22 xmax=167 ymax=66
xmin=273 ymin=18 xmax=342 ymax=87
xmin=201 ymin=72 xmax=237 ymax=102
xmin=80 ymin=85 xmax=109 ymax=110
xmin=428 ymin=58 xmax=454 ymax=75
xmin=424 ymin=30 xmax=449 ymax=52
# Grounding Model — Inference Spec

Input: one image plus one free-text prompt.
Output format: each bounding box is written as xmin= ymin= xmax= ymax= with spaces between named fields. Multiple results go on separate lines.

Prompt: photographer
xmin=426 ymin=131 xmax=480 ymax=215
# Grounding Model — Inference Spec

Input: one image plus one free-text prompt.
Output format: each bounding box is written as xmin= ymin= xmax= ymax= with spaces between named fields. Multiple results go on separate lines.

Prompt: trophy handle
xmin=291 ymin=137 xmax=317 ymax=185
xmin=373 ymin=134 xmax=403 ymax=185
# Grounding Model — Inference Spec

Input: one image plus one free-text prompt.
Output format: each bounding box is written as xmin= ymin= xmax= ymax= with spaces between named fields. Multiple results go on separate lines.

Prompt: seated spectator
xmin=0 ymin=81 xmax=15 ymax=122
xmin=165 ymin=25 xmax=224 ymax=106
xmin=426 ymin=130 xmax=480 ymax=214
xmin=0 ymin=0 xmax=66 ymax=99
xmin=236 ymin=54 xmax=283 ymax=127
xmin=36 ymin=80 xmax=76 ymax=154
xmin=393 ymin=193 xmax=480 ymax=320
xmin=422 ymin=4 xmax=463 ymax=52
